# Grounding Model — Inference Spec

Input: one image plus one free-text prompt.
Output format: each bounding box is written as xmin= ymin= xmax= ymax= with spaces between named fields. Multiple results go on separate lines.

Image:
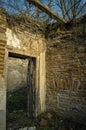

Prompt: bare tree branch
xmin=27 ymin=0 xmax=67 ymax=23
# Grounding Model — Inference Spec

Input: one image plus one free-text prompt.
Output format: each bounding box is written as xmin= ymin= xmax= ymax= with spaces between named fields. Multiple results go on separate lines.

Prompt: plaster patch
xmin=6 ymin=28 xmax=20 ymax=48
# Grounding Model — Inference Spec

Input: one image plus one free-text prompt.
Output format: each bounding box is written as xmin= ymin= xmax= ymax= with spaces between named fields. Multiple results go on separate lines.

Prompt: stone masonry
xmin=0 ymin=7 xmax=86 ymax=129
xmin=0 ymin=76 xmax=6 ymax=130
xmin=0 ymin=8 xmax=46 ymax=129
xmin=0 ymin=8 xmax=7 ymax=78
xmin=0 ymin=8 xmax=7 ymax=130
xmin=46 ymin=32 xmax=86 ymax=124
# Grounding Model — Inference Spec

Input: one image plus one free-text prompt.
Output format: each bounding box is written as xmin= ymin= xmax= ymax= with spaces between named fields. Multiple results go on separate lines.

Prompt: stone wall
xmin=1 ymin=6 xmax=86 ymax=127
xmin=6 ymin=16 xmax=45 ymax=58
xmin=0 ymin=76 xmax=6 ymax=130
xmin=46 ymin=34 xmax=86 ymax=124
xmin=5 ymin=22 xmax=46 ymax=114
xmin=0 ymin=8 xmax=7 ymax=79
xmin=0 ymin=8 xmax=7 ymax=130
xmin=0 ymin=8 xmax=46 ymax=129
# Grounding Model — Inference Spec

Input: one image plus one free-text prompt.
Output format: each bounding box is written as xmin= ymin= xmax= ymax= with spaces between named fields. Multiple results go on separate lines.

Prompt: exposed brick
xmin=46 ymin=35 xmax=86 ymax=124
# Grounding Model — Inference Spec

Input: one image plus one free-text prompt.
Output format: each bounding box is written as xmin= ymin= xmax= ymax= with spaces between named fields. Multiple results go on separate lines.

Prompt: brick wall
xmin=0 ymin=7 xmax=46 ymax=122
xmin=5 ymin=13 xmax=46 ymax=113
xmin=46 ymin=34 xmax=86 ymax=124
xmin=0 ymin=8 xmax=7 ymax=78
xmin=0 ymin=8 xmax=7 ymax=130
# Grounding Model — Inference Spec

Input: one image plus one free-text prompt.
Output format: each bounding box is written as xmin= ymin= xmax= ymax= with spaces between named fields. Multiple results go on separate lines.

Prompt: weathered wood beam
xmin=27 ymin=0 xmax=67 ymax=24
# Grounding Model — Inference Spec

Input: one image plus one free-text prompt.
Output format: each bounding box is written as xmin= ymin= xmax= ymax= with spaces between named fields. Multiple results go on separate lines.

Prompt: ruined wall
xmin=0 ymin=8 xmax=7 ymax=130
xmin=6 ymin=16 xmax=45 ymax=58
xmin=46 ymin=33 xmax=86 ymax=124
xmin=0 ymin=8 xmax=46 ymax=127
xmin=0 ymin=76 xmax=6 ymax=130
xmin=0 ymin=8 xmax=7 ymax=79
xmin=6 ymin=22 xmax=46 ymax=92
xmin=5 ymin=12 xmax=46 ymax=114
xmin=6 ymin=20 xmax=46 ymax=113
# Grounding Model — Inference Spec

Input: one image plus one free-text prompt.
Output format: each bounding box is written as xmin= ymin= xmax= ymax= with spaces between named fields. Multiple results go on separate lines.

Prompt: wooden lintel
xmin=28 ymin=0 xmax=67 ymax=24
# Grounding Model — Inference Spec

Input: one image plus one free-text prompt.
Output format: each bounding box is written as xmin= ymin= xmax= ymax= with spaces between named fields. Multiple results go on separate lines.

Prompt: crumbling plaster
xmin=5 ymin=25 xmax=46 ymax=114
xmin=0 ymin=7 xmax=46 ymax=130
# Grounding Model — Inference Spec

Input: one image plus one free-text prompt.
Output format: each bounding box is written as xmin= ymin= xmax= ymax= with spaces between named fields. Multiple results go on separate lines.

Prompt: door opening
xmin=6 ymin=52 xmax=36 ymax=129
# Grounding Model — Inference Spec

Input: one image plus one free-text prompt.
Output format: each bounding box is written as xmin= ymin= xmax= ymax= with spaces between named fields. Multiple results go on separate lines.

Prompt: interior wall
xmin=7 ymin=56 xmax=28 ymax=91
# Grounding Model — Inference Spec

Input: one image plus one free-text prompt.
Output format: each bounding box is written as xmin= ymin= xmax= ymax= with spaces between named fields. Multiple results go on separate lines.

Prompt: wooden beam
xmin=28 ymin=0 xmax=67 ymax=24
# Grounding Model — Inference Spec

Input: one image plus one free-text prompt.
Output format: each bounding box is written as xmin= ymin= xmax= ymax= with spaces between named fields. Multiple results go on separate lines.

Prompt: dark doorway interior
xmin=6 ymin=52 xmax=36 ymax=129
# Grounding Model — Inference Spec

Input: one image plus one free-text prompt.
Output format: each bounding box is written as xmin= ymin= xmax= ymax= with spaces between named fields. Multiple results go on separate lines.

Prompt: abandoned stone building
xmin=0 ymin=7 xmax=86 ymax=130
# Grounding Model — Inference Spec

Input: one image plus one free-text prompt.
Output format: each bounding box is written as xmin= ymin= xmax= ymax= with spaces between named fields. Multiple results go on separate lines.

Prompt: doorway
xmin=6 ymin=52 xmax=36 ymax=128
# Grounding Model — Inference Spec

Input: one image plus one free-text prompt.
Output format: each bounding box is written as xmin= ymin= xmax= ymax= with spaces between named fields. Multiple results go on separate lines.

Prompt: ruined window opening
xmin=6 ymin=52 xmax=36 ymax=128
